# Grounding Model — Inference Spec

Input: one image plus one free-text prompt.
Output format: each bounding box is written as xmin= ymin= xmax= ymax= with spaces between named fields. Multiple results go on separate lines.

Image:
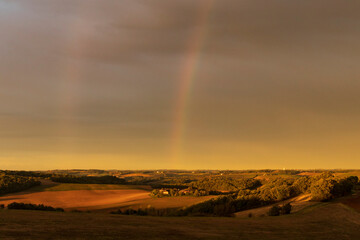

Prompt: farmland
xmin=0 ymin=182 xmax=215 ymax=212
xmin=1 ymin=169 xmax=360 ymax=239
xmin=0 ymin=201 xmax=360 ymax=240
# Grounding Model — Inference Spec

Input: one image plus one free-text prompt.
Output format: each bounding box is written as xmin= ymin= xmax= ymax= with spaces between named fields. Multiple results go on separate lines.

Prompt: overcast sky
xmin=1 ymin=0 xmax=360 ymax=170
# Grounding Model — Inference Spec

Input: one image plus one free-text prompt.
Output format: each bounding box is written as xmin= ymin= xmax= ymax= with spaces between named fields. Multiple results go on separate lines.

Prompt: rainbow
xmin=170 ymin=0 xmax=215 ymax=165
xmin=55 ymin=2 xmax=90 ymax=148
xmin=56 ymin=2 xmax=214 ymax=166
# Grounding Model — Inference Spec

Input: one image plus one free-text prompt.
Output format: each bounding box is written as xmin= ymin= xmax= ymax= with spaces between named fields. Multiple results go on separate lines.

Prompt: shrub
xmin=268 ymin=205 xmax=281 ymax=216
xmin=110 ymin=209 xmax=122 ymax=214
xmin=280 ymin=203 xmax=292 ymax=215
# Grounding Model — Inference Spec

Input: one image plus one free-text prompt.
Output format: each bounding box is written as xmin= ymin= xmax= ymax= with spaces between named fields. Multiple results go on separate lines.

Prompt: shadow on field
xmin=0 ymin=202 xmax=360 ymax=240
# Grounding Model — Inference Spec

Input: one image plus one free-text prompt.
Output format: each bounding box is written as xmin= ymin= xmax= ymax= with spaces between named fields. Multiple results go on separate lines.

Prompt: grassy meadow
xmin=1 ymin=202 xmax=360 ymax=240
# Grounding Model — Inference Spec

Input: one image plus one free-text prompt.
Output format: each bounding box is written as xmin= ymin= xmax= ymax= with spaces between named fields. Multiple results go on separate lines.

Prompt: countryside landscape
xmin=2 ymin=0 xmax=360 ymax=239
xmin=1 ymin=169 xmax=360 ymax=239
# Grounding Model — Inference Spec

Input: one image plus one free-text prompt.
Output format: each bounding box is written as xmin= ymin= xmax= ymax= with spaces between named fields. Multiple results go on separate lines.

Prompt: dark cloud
xmin=1 ymin=0 xmax=360 ymax=169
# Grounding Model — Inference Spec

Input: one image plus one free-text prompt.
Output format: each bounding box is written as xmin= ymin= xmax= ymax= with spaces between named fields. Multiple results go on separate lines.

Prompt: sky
xmin=1 ymin=0 xmax=360 ymax=170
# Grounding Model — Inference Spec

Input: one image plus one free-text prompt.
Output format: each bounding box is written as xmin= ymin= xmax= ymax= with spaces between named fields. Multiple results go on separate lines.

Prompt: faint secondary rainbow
xmin=170 ymin=0 xmax=215 ymax=165
xmin=55 ymin=2 xmax=91 ymax=152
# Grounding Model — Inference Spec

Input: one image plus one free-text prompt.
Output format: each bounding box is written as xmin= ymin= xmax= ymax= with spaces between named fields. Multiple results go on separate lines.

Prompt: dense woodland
xmin=176 ymin=173 xmax=358 ymax=216
xmin=150 ymin=177 xmax=262 ymax=197
xmin=113 ymin=173 xmax=359 ymax=217
xmin=0 ymin=173 xmax=40 ymax=195
xmin=189 ymin=177 xmax=262 ymax=192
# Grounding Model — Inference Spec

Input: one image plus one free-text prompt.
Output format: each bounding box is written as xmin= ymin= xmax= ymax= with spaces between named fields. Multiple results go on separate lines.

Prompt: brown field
xmin=334 ymin=171 xmax=360 ymax=178
xmin=101 ymin=195 xmax=216 ymax=212
xmin=254 ymin=174 xmax=297 ymax=181
xmin=0 ymin=189 xmax=149 ymax=211
xmin=297 ymin=172 xmax=321 ymax=176
xmin=0 ymin=202 xmax=360 ymax=239
xmin=0 ymin=184 xmax=215 ymax=211
xmin=121 ymin=173 xmax=153 ymax=178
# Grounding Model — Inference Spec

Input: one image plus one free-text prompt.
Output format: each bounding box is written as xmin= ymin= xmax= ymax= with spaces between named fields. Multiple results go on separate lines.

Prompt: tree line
xmin=150 ymin=187 xmax=209 ymax=198
xmin=0 ymin=173 xmax=41 ymax=195
xmin=150 ymin=177 xmax=262 ymax=198
xmin=7 ymin=202 xmax=64 ymax=212
xmin=50 ymin=175 xmax=126 ymax=184
xmin=188 ymin=177 xmax=262 ymax=192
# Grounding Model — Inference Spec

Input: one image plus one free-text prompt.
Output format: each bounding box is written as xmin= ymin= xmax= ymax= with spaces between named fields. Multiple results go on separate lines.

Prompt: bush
xmin=268 ymin=205 xmax=281 ymax=216
xmin=280 ymin=203 xmax=292 ymax=215
xmin=110 ymin=209 xmax=122 ymax=214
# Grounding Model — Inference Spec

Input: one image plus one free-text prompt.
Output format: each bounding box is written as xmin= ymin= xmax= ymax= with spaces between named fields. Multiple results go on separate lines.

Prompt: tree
xmin=293 ymin=177 xmax=311 ymax=194
xmin=310 ymin=178 xmax=335 ymax=201
xmin=194 ymin=190 xmax=200 ymax=197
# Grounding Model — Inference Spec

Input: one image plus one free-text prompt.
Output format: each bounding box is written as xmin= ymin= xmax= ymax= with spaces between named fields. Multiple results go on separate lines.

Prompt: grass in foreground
xmin=0 ymin=202 xmax=360 ymax=240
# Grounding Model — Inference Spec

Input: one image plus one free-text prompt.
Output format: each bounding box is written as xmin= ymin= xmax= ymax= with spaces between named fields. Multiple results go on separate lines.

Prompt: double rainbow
xmin=58 ymin=1 xmax=215 ymax=167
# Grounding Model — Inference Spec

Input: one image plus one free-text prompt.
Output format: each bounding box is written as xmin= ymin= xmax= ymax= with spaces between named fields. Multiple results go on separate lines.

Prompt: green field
xmin=0 ymin=202 xmax=359 ymax=240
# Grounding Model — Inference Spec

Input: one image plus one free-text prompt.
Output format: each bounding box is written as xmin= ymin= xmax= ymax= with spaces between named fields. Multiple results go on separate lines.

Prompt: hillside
xmin=234 ymin=194 xmax=315 ymax=218
xmin=0 ymin=202 xmax=360 ymax=240
xmin=0 ymin=182 xmax=215 ymax=212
